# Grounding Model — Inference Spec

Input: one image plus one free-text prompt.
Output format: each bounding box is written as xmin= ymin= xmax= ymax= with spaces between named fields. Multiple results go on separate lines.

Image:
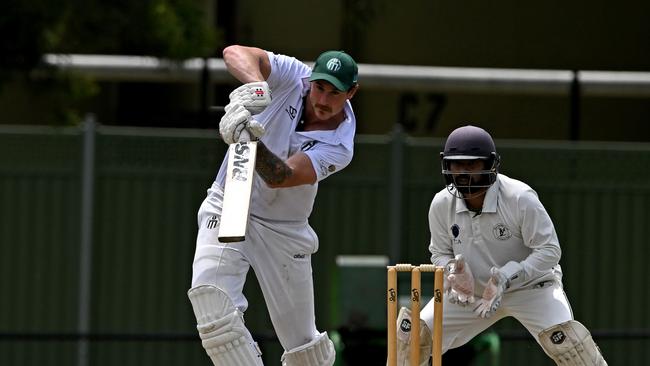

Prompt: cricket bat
xmin=218 ymin=131 xmax=257 ymax=243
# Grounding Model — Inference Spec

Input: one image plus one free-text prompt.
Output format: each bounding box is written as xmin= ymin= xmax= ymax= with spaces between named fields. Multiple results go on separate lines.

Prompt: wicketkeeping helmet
xmin=440 ymin=125 xmax=500 ymax=197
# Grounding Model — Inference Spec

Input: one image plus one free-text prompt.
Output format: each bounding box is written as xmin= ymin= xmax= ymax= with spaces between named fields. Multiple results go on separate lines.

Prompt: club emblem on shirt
xmin=493 ymin=223 xmax=512 ymax=240
xmin=451 ymin=224 xmax=462 ymax=245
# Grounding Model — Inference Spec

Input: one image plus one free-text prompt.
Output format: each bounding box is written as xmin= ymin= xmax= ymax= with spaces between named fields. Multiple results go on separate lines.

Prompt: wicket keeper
xmin=395 ymin=125 xmax=607 ymax=365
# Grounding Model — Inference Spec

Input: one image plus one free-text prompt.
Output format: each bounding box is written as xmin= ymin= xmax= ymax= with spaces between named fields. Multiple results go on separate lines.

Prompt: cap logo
xmin=326 ymin=58 xmax=342 ymax=72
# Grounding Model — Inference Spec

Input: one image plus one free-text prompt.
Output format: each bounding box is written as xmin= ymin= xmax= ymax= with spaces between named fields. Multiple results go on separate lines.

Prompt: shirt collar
xmin=482 ymin=177 xmax=500 ymax=213
xmin=295 ymin=106 xmax=354 ymax=151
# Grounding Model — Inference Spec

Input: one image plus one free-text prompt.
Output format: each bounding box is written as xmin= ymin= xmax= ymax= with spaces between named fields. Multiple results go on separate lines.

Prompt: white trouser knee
xmin=281 ymin=332 xmax=335 ymax=366
xmin=539 ymin=320 xmax=607 ymax=366
xmin=188 ymin=285 xmax=264 ymax=366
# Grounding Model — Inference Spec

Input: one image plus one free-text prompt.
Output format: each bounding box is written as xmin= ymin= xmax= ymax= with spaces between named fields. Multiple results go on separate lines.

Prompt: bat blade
xmin=218 ymin=140 xmax=257 ymax=242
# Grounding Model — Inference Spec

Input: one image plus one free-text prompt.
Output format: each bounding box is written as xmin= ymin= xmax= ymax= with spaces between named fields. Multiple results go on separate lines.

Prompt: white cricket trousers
xmin=420 ymin=280 xmax=573 ymax=352
xmin=191 ymin=183 xmax=321 ymax=351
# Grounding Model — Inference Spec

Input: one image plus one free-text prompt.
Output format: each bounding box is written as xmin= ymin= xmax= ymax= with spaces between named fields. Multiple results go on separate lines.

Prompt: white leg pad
xmin=188 ymin=285 xmax=264 ymax=366
xmin=539 ymin=320 xmax=608 ymax=366
xmin=394 ymin=307 xmax=432 ymax=366
xmin=281 ymin=332 xmax=336 ymax=366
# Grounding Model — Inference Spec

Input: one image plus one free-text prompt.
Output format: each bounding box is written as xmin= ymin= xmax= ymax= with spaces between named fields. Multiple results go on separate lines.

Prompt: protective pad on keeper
xmin=539 ymin=320 xmax=607 ymax=366
xmin=281 ymin=331 xmax=335 ymax=366
xmin=395 ymin=307 xmax=432 ymax=366
xmin=187 ymin=285 xmax=263 ymax=366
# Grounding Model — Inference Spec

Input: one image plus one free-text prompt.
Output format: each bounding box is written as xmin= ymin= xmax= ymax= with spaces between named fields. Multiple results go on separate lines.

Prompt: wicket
xmin=387 ymin=264 xmax=444 ymax=366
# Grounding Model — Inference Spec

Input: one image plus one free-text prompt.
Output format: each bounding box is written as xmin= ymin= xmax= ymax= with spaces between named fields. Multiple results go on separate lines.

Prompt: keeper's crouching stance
xmin=392 ymin=125 xmax=607 ymax=366
xmin=394 ymin=305 xmax=607 ymax=366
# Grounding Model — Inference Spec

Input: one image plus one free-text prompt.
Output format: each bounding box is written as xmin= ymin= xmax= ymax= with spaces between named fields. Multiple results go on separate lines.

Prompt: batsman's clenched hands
xmin=445 ymin=254 xmax=476 ymax=306
xmin=474 ymin=267 xmax=509 ymax=318
xmin=229 ymin=81 xmax=272 ymax=115
xmin=243 ymin=119 xmax=265 ymax=141
xmin=219 ymin=103 xmax=252 ymax=144
xmin=219 ymin=81 xmax=270 ymax=144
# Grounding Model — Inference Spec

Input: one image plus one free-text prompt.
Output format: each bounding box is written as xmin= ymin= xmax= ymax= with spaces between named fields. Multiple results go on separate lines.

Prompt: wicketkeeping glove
xmin=445 ymin=254 xmax=476 ymax=306
xmin=474 ymin=266 xmax=509 ymax=318
xmin=229 ymin=81 xmax=272 ymax=115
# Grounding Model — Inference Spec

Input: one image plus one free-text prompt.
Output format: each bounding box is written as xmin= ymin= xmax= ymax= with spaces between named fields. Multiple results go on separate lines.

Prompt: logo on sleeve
xmin=286 ymin=105 xmax=297 ymax=120
xmin=493 ymin=223 xmax=512 ymax=240
xmin=318 ymin=160 xmax=336 ymax=177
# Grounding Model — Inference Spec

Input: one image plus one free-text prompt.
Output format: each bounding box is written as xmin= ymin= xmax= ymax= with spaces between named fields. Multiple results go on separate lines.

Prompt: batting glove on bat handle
xmin=232 ymin=120 xmax=265 ymax=143
xmin=219 ymin=103 xmax=251 ymax=144
xmin=246 ymin=120 xmax=265 ymax=141
xmin=229 ymin=81 xmax=272 ymax=115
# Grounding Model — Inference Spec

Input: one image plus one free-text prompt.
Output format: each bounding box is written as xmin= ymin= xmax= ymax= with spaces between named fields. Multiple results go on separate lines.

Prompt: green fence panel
xmin=89 ymin=128 xmax=223 ymax=366
xmin=1 ymin=125 xmax=649 ymax=365
xmin=0 ymin=127 xmax=82 ymax=365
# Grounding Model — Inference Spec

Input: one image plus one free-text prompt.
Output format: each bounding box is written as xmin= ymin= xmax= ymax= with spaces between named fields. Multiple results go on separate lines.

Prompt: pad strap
xmin=281 ymin=332 xmax=335 ymax=366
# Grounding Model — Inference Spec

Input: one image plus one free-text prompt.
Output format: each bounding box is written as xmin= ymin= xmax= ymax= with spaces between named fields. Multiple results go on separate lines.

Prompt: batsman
xmin=187 ymin=45 xmax=359 ymax=365
xmin=394 ymin=125 xmax=607 ymax=365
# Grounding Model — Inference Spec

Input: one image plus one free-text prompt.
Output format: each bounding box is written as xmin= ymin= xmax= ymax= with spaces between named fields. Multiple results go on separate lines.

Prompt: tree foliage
xmin=1 ymin=0 xmax=220 ymax=72
xmin=1 ymin=0 xmax=221 ymax=124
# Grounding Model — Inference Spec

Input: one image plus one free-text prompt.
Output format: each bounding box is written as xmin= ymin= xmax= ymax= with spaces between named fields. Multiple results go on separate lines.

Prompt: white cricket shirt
xmin=428 ymin=174 xmax=563 ymax=295
xmin=215 ymin=52 xmax=356 ymax=222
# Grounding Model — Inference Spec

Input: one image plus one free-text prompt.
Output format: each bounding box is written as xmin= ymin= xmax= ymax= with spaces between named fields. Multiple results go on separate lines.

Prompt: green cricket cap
xmin=309 ymin=50 xmax=358 ymax=91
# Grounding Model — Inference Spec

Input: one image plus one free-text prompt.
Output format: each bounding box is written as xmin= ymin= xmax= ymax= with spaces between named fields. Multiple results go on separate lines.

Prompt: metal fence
xmin=1 ymin=118 xmax=649 ymax=365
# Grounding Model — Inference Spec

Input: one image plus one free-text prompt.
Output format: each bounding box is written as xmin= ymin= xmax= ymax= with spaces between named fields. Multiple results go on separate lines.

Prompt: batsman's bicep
xmin=283 ymin=152 xmax=317 ymax=186
xmin=303 ymin=145 xmax=352 ymax=182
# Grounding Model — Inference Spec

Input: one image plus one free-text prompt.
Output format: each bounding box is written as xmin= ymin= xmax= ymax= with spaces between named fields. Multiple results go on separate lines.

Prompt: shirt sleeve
xmin=501 ymin=188 xmax=562 ymax=283
xmin=428 ymin=192 xmax=455 ymax=267
xmin=265 ymin=51 xmax=311 ymax=92
xmin=303 ymin=142 xmax=352 ymax=182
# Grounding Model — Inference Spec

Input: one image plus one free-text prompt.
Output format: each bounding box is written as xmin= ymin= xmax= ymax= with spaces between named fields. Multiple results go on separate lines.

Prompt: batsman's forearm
xmin=255 ymin=142 xmax=293 ymax=186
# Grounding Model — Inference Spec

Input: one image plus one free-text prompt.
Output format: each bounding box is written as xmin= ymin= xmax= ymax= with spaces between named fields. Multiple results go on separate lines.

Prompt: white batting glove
xmin=474 ymin=267 xmax=509 ymax=318
xmin=246 ymin=119 xmax=265 ymax=140
xmin=445 ymin=254 xmax=476 ymax=306
xmin=219 ymin=103 xmax=251 ymax=144
xmin=229 ymin=81 xmax=272 ymax=115
xmin=235 ymin=119 xmax=265 ymax=143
